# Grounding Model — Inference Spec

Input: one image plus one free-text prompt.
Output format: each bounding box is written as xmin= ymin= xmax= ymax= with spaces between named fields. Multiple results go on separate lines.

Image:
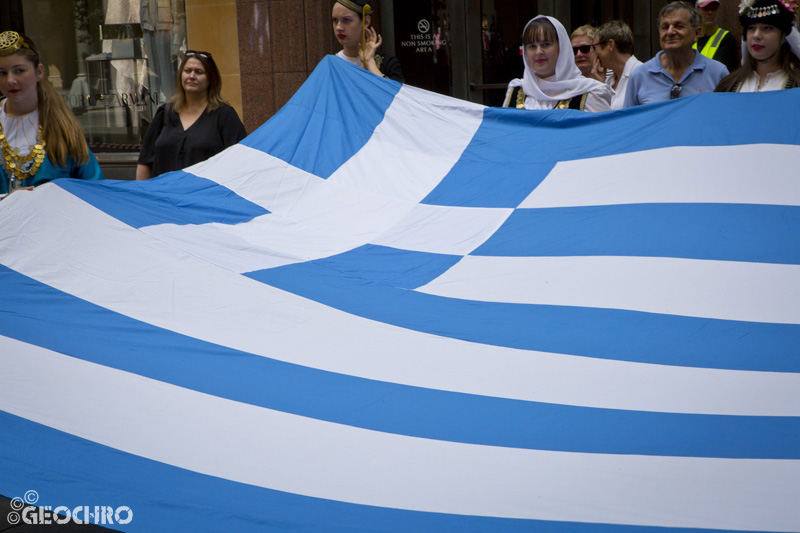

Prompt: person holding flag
xmin=332 ymin=0 xmax=404 ymax=82
xmin=503 ymin=15 xmax=612 ymax=111
xmin=0 ymin=31 xmax=102 ymax=197
xmin=716 ymin=0 xmax=800 ymax=91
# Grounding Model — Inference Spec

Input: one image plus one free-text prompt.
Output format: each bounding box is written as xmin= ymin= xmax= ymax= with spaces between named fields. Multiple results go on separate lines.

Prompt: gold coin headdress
xmin=0 ymin=31 xmax=33 ymax=57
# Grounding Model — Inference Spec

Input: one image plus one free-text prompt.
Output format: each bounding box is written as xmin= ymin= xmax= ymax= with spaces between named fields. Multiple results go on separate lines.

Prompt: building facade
xmin=1 ymin=0 xmax=746 ymax=177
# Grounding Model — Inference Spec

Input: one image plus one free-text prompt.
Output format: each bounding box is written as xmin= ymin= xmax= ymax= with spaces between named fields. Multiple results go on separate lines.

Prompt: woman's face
xmin=332 ymin=3 xmax=366 ymax=51
xmin=0 ymin=53 xmax=43 ymax=113
xmin=181 ymin=57 xmax=209 ymax=96
xmin=526 ymin=38 xmax=559 ymax=79
xmin=593 ymin=40 xmax=611 ymax=70
xmin=570 ymin=35 xmax=596 ymax=78
xmin=747 ymin=23 xmax=784 ymax=63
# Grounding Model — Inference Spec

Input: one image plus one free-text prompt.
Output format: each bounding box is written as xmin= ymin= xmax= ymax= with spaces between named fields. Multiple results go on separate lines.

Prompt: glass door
xmin=390 ymin=0 xmax=457 ymax=97
xmin=388 ymin=0 xmax=656 ymax=107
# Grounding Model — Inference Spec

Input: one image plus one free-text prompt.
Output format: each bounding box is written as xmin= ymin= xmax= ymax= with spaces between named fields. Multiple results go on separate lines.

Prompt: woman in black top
xmin=136 ymin=50 xmax=246 ymax=180
xmin=332 ymin=0 xmax=404 ymax=82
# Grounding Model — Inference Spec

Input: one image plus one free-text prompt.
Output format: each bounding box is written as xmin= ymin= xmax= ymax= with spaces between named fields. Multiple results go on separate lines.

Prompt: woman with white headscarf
xmin=503 ymin=16 xmax=612 ymax=112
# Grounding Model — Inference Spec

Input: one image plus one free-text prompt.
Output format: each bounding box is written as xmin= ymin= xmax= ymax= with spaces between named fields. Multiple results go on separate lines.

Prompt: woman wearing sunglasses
xmin=136 ymin=50 xmax=246 ymax=180
xmin=570 ymin=25 xmax=606 ymax=82
xmin=503 ymin=16 xmax=612 ymax=111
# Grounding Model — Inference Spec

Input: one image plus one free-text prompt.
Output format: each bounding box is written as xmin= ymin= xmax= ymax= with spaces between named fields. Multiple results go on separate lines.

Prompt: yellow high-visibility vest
xmin=693 ymin=28 xmax=729 ymax=59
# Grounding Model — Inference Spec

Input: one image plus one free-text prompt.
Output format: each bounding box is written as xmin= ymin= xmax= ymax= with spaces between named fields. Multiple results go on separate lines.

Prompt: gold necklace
xmin=0 ymin=121 xmax=46 ymax=189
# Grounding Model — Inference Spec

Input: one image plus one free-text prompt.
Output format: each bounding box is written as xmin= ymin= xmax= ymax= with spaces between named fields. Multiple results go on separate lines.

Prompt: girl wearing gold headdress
xmin=0 ymin=32 xmax=102 ymax=197
xmin=332 ymin=0 xmax=404 ymax=82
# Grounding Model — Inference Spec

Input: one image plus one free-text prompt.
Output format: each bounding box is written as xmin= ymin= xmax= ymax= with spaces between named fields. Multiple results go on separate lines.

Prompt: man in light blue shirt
xmin=624 ymin=1 xmax=728 ymax=107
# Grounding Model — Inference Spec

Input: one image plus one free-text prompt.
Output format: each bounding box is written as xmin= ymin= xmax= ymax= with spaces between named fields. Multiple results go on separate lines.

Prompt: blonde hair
xmin=570 ymin=25 xmax=597 ymax=41
xmin=12 ymin=37 xmax=90 ymax=167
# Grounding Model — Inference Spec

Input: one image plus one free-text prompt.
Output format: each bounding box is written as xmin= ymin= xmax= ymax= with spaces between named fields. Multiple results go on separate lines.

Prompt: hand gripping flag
xmin=1 ymin=56 xmax=799 ymax=532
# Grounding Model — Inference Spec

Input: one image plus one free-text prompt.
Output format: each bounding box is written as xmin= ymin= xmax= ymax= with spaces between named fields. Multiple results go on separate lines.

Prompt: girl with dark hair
xmin=715 ymin=0 xmax=800 ymax=92
xmin=0 ymin=31 xmax=102 ymax=196
xmin=137 ymin=50 xmax=246 ymax=180
xmin=503 ymin=16 xmax=612 ymax=112
xmin=332 ymin=0 xmax=404 ymax=82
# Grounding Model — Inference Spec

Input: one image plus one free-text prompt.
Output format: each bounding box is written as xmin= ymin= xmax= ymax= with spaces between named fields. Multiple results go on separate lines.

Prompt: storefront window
xmin=11 ymin=0 xmax=186 ymax=154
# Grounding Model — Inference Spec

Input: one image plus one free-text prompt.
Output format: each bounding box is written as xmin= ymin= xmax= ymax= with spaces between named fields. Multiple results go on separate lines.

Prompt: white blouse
xmin=738 ymin=70 xmax=790 ymax=92
xmin=337 ymin=50 xmax=365 ymax=69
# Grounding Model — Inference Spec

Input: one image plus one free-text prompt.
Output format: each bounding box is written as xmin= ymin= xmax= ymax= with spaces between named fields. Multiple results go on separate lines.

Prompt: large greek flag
xmin=1 ymin=56 xmax=798 ymax=532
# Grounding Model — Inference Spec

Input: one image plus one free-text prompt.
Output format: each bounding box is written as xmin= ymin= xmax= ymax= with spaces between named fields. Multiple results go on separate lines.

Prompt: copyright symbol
xmin=9 ymin=497 xmax=24 ymax=511
xmin=24 ymin=490 xmax=39 ymax=504
xmin=7 ymin=512 xmax=20 ymax=525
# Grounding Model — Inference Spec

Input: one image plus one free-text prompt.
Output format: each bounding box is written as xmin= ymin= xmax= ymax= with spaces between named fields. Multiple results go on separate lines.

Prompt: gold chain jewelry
xmin=0 ymin=121 xmax=46 ymax=188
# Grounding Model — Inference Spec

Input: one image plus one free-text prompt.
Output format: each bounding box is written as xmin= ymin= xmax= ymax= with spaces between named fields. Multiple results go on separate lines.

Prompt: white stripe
xmin=419 ymin=255 xmax=800 ymax=324
xmin=327 ymin=84 xmax=485 ymax=202
xmin=2 ymin=340 xmax=798 ymax=532
xmin=156 ymin=146 xmax=420 ymax=271
xmin=521 ymin=144 xmax=800 ymax=208
xmin=371 ymin=203 xmax=512 ymax=255
xmin=2 ymin=185 xmax=799 ymax=417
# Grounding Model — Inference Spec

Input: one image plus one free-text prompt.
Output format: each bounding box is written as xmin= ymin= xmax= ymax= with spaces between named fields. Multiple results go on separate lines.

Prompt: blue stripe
xmin=248 ymin=257 xmax=800 ymax=374
xmin=423 ymin=90 xmax=800 ymax=208
xmin=474 ymin=204 xmax=800 ymax=264
xmin=0 ymin=413 xmax=784 ymax=533
xmin=56 ymin=171 xmax=268 ymax=228
xmin=2 ymin=264 xmax=797 ymax=459
xmin=300 ymin=244 xmax=462 ymax=289
xmin=240 ymin=56 xmax=401 ymax=179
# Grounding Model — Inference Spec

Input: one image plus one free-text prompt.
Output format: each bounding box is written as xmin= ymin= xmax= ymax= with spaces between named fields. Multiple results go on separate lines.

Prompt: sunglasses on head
xmin=185 ymin=50 xmax=212 ymax=59
xmin=572 ymin=44 xmax=593 ymax=55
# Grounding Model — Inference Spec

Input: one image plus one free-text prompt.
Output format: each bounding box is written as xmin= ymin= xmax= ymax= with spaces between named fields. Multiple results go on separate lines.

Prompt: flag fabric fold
xmin=1 ymin=55 xmax=799 ymax=532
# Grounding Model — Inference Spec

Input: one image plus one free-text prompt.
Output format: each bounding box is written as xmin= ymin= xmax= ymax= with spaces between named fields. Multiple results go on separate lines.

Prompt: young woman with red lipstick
xmin=715 ymin=0 xmax=800 ymax=92
xmin=332 ymin=0 xmax=404 ymax=82
xmin=503 ymin=16 xmax=612 ymax=111
xmin=0 ymin=31 xmax=102 ymax=197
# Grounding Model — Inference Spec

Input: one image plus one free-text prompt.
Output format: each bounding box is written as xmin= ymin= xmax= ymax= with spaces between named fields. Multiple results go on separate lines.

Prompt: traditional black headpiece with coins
xmin=739 ymin=0 xmax=798 ymax=35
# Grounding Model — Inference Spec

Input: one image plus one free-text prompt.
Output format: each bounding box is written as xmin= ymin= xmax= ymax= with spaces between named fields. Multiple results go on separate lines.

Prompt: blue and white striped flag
xmin=1 ymin=56 xmax=799 ymax=532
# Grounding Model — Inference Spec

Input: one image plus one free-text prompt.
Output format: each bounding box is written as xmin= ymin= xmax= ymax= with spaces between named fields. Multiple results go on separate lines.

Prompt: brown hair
xmin=10 ymin=35 xmax=89 ymax=167
xmin=334 ymin=0 xmax=374 ymax=20
xmin=169 ymin=51 xmax=227 ymax=113
xmin=715 ymin=42 xmax=800 ymax=91
xmin=596 ymin=20 xmax=635 ymax=56
xmin=658 ymin=2 xmax=702 ymax=29
xmin=524 ymin=18 xmax=559 ymax=46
